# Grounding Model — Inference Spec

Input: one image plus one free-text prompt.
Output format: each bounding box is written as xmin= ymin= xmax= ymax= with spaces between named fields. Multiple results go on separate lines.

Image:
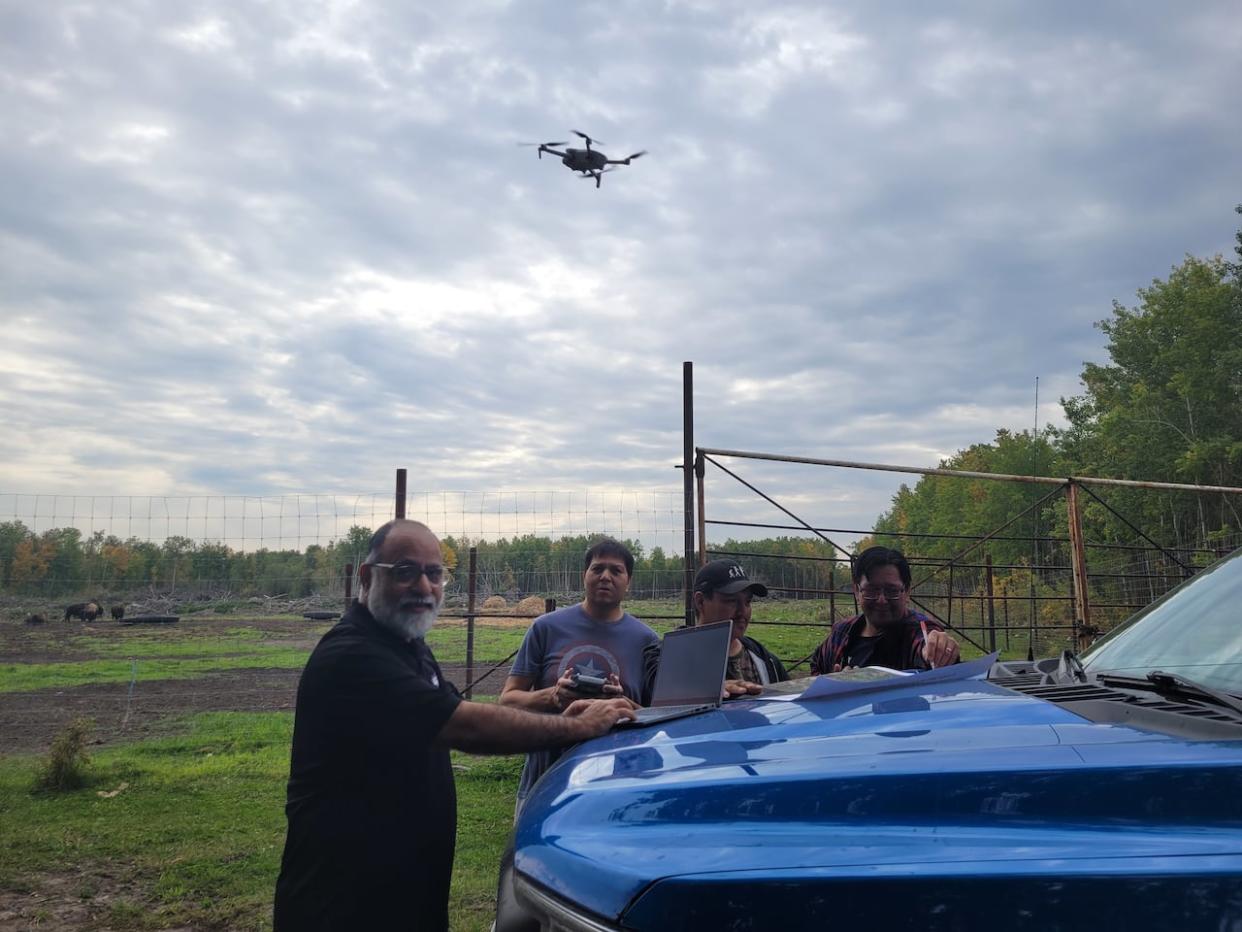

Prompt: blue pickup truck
xmin=507 ymin=547 xmax=1242 ymax=930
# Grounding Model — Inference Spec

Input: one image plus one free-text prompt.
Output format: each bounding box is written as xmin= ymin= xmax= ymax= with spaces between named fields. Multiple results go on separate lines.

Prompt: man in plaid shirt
xmin=810 ymin=546 xmax=960 ymax=674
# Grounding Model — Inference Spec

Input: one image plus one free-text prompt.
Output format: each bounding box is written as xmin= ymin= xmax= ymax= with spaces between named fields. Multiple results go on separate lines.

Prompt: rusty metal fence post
xmin=828 ymin=564 xmax=836 ymax=624
xmin=464 ymin=546 xmax=477 ymax=699
xmin=946 ymin=564 xmax=955 ymax=628
xmin=988 ymin=559 xmax=998 ymax=651
xmin=683 ymin=361 xmax=695 ymax=627
xmin=695 ymin=449 xmax=707 ymax=568
xmin=986 ymin=555 xmax=996 ymax=652
xmin=395 ymin=468 xmax=406 ymax=519
xmin=1065 ymin=480 xmax=1092 ymax=643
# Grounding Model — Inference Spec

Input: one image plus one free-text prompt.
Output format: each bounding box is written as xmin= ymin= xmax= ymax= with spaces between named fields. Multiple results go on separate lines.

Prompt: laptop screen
xmin=649 ymin=620 xmax=733 ymax=707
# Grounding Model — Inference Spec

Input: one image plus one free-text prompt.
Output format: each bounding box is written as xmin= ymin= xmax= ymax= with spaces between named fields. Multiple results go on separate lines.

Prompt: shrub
xmin=35 ymin=718 xmax=93 ymax=792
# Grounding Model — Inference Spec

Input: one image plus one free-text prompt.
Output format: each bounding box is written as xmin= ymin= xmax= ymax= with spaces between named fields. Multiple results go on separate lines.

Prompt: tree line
xmin=0 ymin=520 xmax=846 ymax=602
xmin=869 ymin=208 xmax=1242 ymax=629
xmin=4 ymin=210 xmax=1238 ymax=626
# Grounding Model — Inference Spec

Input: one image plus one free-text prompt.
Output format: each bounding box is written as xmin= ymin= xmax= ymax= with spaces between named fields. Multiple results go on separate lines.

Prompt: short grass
xmin=3 ymin=598 xmax=1019 ymax=697
xmin=0 ymin=712 xmax=518 ymax=931
xmin=0 ymin=650 xmax=313 ymax=693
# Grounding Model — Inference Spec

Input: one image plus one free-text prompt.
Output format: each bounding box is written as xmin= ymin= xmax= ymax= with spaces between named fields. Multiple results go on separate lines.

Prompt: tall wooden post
xmin=464 ymin=546 xmax=477 ymax=699
xmin=1065 ymin=480 xmax=1092 ymax=643
xmin=395 ymin=468 xmax=407 ymax=519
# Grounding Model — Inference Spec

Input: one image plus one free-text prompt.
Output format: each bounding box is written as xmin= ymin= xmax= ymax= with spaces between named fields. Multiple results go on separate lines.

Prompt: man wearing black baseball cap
xmin=641 ymin=559 xmax=787 ymax=703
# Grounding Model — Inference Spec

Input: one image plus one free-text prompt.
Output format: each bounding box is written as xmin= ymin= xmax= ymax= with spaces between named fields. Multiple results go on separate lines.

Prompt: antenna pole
xmin=1028 ymin=376 xmax=1039 ymax=661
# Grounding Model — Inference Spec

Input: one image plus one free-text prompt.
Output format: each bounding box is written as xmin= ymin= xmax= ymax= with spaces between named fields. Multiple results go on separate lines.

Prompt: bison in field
xmin=64 ymin=601 xmax=103 ymax=622
xmin=24 ymin=613 xmax=46 ymax=625
xmin=111 ymin=604 xmax=125 ymax=620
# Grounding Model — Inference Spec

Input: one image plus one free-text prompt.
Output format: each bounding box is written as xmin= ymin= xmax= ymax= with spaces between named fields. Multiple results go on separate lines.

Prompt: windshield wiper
xmin=1057 ymin=650 xmax=1088 ymax=683
xmin=1096 ymin=670 xmax=1242 ymax=717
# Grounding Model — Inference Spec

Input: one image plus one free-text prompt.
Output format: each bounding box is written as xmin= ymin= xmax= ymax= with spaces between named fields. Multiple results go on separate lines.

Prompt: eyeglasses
xmin=859 ymin=584 xmax=906 ymax=602
xmin=367 ymin=561 xmax=450 ymax=586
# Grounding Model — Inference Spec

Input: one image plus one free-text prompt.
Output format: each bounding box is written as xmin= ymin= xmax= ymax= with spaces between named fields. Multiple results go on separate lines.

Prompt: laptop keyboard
xmin=632 ymin=703 xmax=712 ymax=722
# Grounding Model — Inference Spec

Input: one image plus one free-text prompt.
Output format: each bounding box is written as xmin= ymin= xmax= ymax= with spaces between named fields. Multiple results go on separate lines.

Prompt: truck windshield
xmin=1082 ymin=547 xmax=1242 ymax=696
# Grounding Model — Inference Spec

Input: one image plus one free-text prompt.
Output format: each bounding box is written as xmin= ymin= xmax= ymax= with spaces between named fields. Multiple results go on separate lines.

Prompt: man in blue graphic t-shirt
xmin=500 ymin=537 xmax=656 ymax=808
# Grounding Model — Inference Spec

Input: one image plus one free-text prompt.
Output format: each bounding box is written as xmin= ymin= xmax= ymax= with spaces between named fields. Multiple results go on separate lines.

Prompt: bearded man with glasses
xmin=809 ymin=545 xmax=960 ymax=674
xmin=275 ymin=519 xmax=635 ymax=932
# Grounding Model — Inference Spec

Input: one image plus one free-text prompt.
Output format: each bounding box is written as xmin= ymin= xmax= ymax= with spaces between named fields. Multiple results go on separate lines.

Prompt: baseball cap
xmin=694 ymin=559 xmax=769 ymax=597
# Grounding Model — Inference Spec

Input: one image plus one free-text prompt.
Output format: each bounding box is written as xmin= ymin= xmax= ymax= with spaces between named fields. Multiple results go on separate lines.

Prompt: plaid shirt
xmin=809 ymin=610 xmax=945 ymax=675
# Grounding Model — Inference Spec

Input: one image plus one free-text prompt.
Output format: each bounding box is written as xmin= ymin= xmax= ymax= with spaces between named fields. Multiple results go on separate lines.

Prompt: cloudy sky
xmin=2 ymin=0 xmax=1240 ymax=550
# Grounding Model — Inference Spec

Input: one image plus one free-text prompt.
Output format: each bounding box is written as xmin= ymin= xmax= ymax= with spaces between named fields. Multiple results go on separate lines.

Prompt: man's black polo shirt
xmin=274 ymin=601 xmax=462 ymax=931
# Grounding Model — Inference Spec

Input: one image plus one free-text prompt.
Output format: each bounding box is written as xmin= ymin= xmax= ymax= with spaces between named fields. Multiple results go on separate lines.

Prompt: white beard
xmin=367 ymin=587 xmax=441 ymax=641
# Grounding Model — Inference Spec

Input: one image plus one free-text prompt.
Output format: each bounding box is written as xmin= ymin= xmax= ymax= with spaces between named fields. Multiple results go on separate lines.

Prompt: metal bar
xmin=986 ymin=555 xmax=996 ymax=652
xmin=702 ymin=455 xmax=853 ymax=559
xmin=460 ymin=648 xmax=522 ymax=695
xmin=1078 ymin=484 xmax=1196 ymax=577
xmin=697 ymin=447 xmax=1242 ymax=495
xmin=440 ymin=612 xmax=688 ymax=620
xmin=695 ymin=450 xmax=707 ymax=568
xmin=696 ymin=620 xmax=1095 ymax=635
xmin=464 ymin=546 xmax=477 ymax=699
xmin=709 ymin=547 xmax=1091 ymax=574
xmin=705 ymin=519 xmax=1229 ymax=554
xmin=946 ymin=563 xmax=954 ymax=628
xmin=707 ymin=548 xmax=850 ymax=564
xmin=707 ymin=519 xmax=1072 ymax=544
xmin=906 ymin=595 xmax=989 ymax=652
xmin=828 ymin=564 xmax=836 ymax=624
xmin=343 ymin=562 xmax=353 ymax=609
xmin=395 ymin=468 xmax=406 ymax=519
xmin=699 ymin=447 xmax=1065 ymax=485
xmin=1065 ymin=481 xmax=1092 ymax=634
xmin=909 ymin=485 xmax=1064 ymax=591
xmin=683 ymin=361 xmax=695 ymax=627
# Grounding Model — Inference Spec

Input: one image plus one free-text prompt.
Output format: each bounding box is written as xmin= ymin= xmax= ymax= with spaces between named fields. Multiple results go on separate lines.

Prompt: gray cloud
xmin=2 ymin=0 xmax=1240 ymax=545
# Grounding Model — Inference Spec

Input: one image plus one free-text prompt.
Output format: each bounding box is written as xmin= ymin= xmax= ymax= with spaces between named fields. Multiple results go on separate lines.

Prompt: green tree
xmin=0 ymin=520 xmax=31 ymax=588
xmin=1061 ymin=253 xmax=1242 ymax=541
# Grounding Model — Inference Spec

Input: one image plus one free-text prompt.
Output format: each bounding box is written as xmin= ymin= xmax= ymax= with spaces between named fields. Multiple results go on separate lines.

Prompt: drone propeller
xmin=517 ymin=141 xmax=568 ymax=147
xmin=572 ymin=130 xmax=604 ymax=146
xmin=623 ymin=150 xmax=647 ymax=162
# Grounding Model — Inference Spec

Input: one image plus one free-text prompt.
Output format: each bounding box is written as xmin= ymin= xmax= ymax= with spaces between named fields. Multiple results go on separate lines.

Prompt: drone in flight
xmin=521 ymin=130 xmax=647 ymax=188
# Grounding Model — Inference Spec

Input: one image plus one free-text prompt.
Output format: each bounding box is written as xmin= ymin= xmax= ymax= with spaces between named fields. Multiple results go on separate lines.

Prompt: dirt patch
xmin=0 ymin=611 xmax=512 ymax=755
xmin=0 ymin=612 xmax=515 ymax=931
xmin=0 ymin=867 xmax=163 ymax=932
xmin=0 ymin=668 xmax=303 ymax=754
xmin=0 ymin=615 xmax=331 ymax=665
xmin=1 ymin=653 xmax=508 ymax=759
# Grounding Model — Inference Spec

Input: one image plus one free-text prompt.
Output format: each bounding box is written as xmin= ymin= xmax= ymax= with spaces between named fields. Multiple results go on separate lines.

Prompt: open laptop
xmin=617 ymin=620 xmax=733 ymax=728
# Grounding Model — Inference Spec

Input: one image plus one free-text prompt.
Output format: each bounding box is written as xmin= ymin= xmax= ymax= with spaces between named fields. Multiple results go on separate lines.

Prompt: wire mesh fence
xmin=0 ymin=488 xmax=687 ymax=601
xmin=695 ymin=447 xmax=1242 ymax=664
xmin=5 ymin=462 xmax=1241 ymax=686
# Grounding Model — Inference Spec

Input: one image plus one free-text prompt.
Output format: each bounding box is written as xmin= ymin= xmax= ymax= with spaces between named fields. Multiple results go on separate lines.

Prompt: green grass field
xmin=0 ymin=712 xmax=517 ymax=931
xmin=0 ymin=597 xmax=1023 ymax=929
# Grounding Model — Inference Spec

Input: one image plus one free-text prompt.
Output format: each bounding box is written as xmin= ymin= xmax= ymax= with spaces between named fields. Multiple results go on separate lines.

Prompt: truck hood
xmin=513 ymin=678 xmax=1242 ymax=922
